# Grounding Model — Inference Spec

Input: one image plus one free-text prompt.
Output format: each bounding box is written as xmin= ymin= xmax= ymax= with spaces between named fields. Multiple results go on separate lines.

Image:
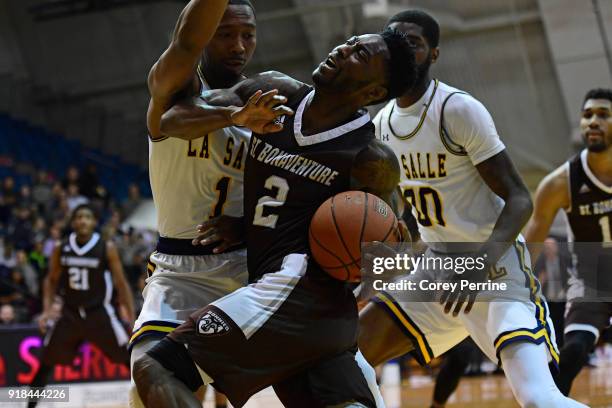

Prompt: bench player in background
xmin=524 ymin=88 xmax=612 ymax=396
xmin=130 ymin=0 xmax=290 ymax=407
xmin=28 ymin=204 xmax=134 ymax=408
xmin=358 ymin=10 xmax=586 ymax=407
xmin=133 ymin=28 xmax=417 ymax=408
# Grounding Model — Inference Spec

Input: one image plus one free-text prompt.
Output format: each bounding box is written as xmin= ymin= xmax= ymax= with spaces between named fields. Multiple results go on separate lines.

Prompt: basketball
xmin=309 ymin=191 xmax=400 ymax=282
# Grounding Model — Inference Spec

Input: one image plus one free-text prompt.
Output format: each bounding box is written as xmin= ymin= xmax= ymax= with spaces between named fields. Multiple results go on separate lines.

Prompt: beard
xmin=415 ymin=55 xmax=433 ymax=86
xmin=583 ymin=134 xmax=610 ymax=153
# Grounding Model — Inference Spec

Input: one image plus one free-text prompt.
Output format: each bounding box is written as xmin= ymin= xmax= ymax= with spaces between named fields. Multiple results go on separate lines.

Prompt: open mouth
xmin=324 ymin=55 xmax=337 ymax=69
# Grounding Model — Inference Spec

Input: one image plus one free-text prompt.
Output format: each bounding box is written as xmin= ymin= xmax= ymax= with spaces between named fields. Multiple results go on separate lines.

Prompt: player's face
xmin=386 ymin=22 xmax=437 ymax=84
xmin=72 ymin=209 xmax=97 ymax=236
xmin=580 ymin=98 xmax=612 ymax=152
xmin=313 ymin=34 xmax=390 ymax=105
xmin=203 ymin=5 xmax=256 ymax=77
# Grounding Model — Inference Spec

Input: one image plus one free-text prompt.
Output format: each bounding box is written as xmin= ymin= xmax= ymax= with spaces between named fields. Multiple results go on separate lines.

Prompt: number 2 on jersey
xmin=253 ymin=176 xmax=289 ymax=228
xmin=68 ymin=267 xmax=89 ymax=291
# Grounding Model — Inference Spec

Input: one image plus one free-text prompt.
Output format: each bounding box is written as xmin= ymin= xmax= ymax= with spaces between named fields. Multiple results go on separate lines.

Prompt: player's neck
xmin=586 ymin=148 xmax=612 ymax=184
xmin=301 ymin=91 xmax=361 ymax=135
xmin=75 ymin=233 xmax=93 ymax=246
xmin=396 ymin=76 xmax=432 ymax=108
xmin=201 ymin=65 xmax=243 ymax=89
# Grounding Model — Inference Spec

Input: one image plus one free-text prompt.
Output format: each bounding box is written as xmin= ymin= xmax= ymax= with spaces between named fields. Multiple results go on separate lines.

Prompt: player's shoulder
xmin=436 ymin=81 xmax=487 ymax=115
xmin=536 ymin=163 xmax=570 ymax=203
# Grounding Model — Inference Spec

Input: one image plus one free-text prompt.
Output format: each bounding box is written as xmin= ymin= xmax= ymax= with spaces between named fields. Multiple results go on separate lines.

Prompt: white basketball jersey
xmin=149 ymin=80 xmax=251 ymax=239
xmin=374 ymin=79 xmax=505 ymax=243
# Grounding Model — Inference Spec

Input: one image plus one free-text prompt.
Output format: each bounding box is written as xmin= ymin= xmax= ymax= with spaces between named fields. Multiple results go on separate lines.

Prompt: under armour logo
xmin=579 ymin=184 xmax=591 ymax=194
xmin=198 ymin=311 xmax=230 ymax=335
xmin=381 ymin=134 xmax=390 ymax=142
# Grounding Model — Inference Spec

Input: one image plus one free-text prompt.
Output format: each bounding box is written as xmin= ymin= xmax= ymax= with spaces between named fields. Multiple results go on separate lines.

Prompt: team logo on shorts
xmin=198 ymin=311 xmax=230 ymax=335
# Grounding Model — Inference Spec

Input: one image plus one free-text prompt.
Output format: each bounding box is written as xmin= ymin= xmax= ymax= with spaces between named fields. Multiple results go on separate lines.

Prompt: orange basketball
xmin=309 ymin=191 xmax=400 ymax=282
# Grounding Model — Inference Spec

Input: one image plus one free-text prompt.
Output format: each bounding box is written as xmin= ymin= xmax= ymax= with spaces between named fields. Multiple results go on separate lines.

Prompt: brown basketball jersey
xmin=58 ymin=232 xmax=111 ymax=309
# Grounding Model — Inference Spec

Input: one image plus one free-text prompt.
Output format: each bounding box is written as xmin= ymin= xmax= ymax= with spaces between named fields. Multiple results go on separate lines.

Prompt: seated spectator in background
xmin=9 ymin=206 xmax=34 ymax=250
xmin=29 ymin=240 xmax=46 ymax=273
xmin=0 ymin=269 xmax=25 ymax=305
xmin=0 ymin=176 xmax=17 ymax=225
xmin=15 ymin=250 xmax=39 ymax=297
xmin=19 ymin=185 xmax=34 ymax=209
xmin=66 ymin=184 xmax=88 ymax=211
xmin=121 ymin=183 xmax=142 ymax=219
xmin=32 ymin=170 xmax=53 ymax=211
xmin=61 ymin=166 xmax=80 ymax=190
xmin=32 ymin=217 xmax=47 ymax=243
xmin=102 ymin=209 xmax=121 ymax=241
xmin=0 ymin=241 xmax=17 ymax=273
xmin=80 ymin=163 xmax=100 ymax=199
xmin=42 ymin=226 xmax=61 ymax=258
xmin=0 ymin=303 xmax=16 ymax=325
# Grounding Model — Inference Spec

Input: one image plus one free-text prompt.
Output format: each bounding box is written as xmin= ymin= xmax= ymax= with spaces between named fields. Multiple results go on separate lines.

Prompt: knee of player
xmin=133 ymin=354 xmax=164 ymax=395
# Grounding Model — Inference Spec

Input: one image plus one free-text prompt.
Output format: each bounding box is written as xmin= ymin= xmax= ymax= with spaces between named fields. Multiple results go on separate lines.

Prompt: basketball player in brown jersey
xmin=525 ymin=88 xmax=612 ymax=395
xmin=133 ymin=27 xmax=417 ymax=408
xmin=27 ymin=204 xmax=134 ymax=408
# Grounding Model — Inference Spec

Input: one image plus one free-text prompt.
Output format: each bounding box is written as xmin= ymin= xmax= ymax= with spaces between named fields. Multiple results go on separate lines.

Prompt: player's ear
xmin=431 ymin=47 xmax=440 ymax=64
xmin=367 ymin=85 xmax=387 ymax=105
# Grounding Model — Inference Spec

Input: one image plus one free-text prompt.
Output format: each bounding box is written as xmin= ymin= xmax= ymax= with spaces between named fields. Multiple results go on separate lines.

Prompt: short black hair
xmin=228 ymin=0 xmax=255 ymax=16
xmin=386 ymin=10 xmax=440 ymax=48
xmin=71 ymin=204 xmax=97 ymax=221
xmin=378 ymin=28 xmax=417 ymax=103
xmin=583 ymin=88 xmax=612 ymax=106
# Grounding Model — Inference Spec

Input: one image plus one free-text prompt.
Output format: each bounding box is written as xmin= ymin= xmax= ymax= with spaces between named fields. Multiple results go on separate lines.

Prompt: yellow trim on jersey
xmin=376 ymin=292 xmax=433 ymax=364
xmin=149 ymin=135 xmax=169 ymax=143
xmin=129 ymin=324 xmax=175 ymax=344
xmin=494 ymin=327 xmax=547 ymax=350
xmin=513 ymin=241 xmax=560 ymax=363
xmin=388 ymin=79 xmax=439 ymax=140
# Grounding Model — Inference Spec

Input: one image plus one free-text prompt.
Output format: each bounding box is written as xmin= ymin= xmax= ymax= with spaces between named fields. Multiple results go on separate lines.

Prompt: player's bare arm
xmin=441 ymin=150 xmax=533 ymax=316
xmin=106 ymin=241 xmax=136 ymax=326
xmin=160 ymin=71 xmax=299 ymax=139
xmin=38 ymin=243 xmax=62 ymax=333
xmin=350 ymin=139 xmax=401 ymax=210
xmin=524 ymin=164 xmax=570 ymax=262
xmin=147 ymin=0 xmax=229 ymax=138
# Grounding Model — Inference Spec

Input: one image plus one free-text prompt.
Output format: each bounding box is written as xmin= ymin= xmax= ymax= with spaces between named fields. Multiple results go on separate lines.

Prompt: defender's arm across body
xmin=160 ymin=71 xmax=300 ymax=139
xmin=147 ymin=0 xmax=229 ymax=138
xmin=38 ymin=244 xmax=62 ymax=333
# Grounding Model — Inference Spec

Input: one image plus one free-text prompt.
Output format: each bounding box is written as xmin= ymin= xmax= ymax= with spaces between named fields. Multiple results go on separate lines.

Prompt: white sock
xmin=500 ymin=342 xmax=588 ymax=408
xmin=355 ymin=349 xmax=386 ymax=408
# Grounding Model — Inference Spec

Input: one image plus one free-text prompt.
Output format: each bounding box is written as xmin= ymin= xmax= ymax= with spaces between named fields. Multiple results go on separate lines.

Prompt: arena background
xmin=0 ymin=0 xmax=611 ymax=406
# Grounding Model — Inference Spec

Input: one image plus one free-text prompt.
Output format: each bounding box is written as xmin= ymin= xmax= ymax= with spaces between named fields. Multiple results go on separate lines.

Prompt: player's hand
xmin=193 ymin=215 xmax=245 ymax=254
xmin=439 ymin=249 xmax=492 ymax=316
xmin=38 ymin=311 xmax=52 ymax=334
xmin=230 ymin=89 xmax=294 ymax=133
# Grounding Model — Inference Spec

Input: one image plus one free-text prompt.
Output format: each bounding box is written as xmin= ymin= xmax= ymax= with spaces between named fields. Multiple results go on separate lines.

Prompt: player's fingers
xmin=246 ymin=90 xmax=263 ymax=105
xmin=262 ymin=123 xmax=283 ymax=134
xmin=192 ymin=228 xmax=218 ymax=245
xmin=273 ymin=106 xmax=294 ymax=117
xmin=197 ymin=218 xmax=218 ymax=232
xmin=464 ymin=293 xmax=477 ymax=314
xmin=265 ymin=95 xmax=288 ymax=109
xmin=257 ymin=89 xmax=278 ymax=105
xmin=443 ymin=290 xmax=460 ymax=314
xmin=198 ymin=233 xmax=221 ymax=247
xmin=213 ymin=241 xmax=232 ymax=254
xmin=453 ymin=292 xmax=468 ymax=317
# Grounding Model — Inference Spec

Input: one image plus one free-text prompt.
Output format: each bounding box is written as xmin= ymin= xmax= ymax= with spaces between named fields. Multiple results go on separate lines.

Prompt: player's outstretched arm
xmin=524 ymin=165 xmax=570 ymax=263
xmin=349 ymin=139 xmax=401 ymax=211
xmin=106 ymin=241 xmax=136 ymax=327
xmin=160 ymin=71 xmax=300 ymax=139
xmin=38 ymin=244 xmax=62 ymax=333
xmin=147 ymin=0 xmax=229 ymax=137
xmin=475 ymin=150 xmax=533 ymax=260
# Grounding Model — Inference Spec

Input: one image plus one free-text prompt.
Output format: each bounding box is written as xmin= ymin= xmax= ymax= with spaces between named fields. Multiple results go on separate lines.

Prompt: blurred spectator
xmin=32 ymin=170 xmax=53 ymax=210
xmin=66 ymin=183 xmax=88 ymax=211
xmin=0 ymin=304 xmax=16 ymax=325
xmin=29 ymin=241 xmax=46 ymax=274
xmin=0 ymin=269 xmax=25 ymax=305
xmin=62 ymin=166 xmax=80 ymax=190
xmin=9 ymin=206 xmax=34 ymax=250
xmin=80 ymin=163 xmax=100 ymax=198
xmin=32 ymin=217 xmax=47 ymax=243
xmin=122 ymin=183 xmax=142 ymax=219
xmin=0 ymin=241 xmax=17 ymax=273
xmin=102 ymin=209 xmax=122 ymax=241
xmin=43 ymin=225 xmax=61 ymax=258
xmin=2 ymin=176 xmax=17 ymax=207
xmin=15 ymin=250 xmax=39 ymax=297
xmin=19 ymin=185 xmax=34 ymax=209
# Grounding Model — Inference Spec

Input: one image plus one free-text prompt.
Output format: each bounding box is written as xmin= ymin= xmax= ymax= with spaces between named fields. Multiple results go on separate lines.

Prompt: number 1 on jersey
xmin=211 ymin=176 xmax=231 ymax=219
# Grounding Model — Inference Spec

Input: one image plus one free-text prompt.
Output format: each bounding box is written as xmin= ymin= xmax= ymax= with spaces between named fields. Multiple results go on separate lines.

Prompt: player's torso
xmin=149 ymin=80 xmax=251 ymax=240
xmin=376 ymin=80 xmax=503 ymax=243
xmin=59 ymin=232 xmax=110 ymax=309
xmin=244 ymin=86 xmax=374 ymax=280
xmin=566 ymin=150 xmax=612 ymax=244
